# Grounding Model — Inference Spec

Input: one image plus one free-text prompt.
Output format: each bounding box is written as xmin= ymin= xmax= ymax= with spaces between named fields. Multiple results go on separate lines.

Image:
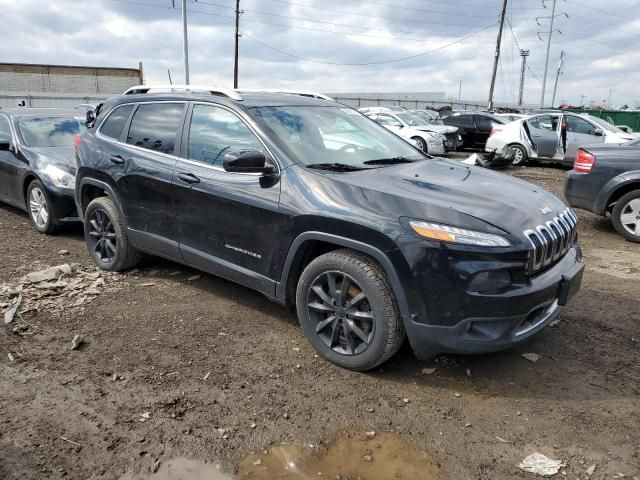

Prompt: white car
xmin=486 ymin=112 xmax=640 ymax=165
xmin=361 ymin=109 xmax=446 ymax=155
xmin=495 ymin=113 xmax=528 ymax=123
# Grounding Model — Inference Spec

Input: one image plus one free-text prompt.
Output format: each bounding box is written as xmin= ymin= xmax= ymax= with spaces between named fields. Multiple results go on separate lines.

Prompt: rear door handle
xmin=109 ymin=155 xmax=125 ymax=165
xmin=177 ymin=172 xmax=201 ymax=184
xmin=533 ymin=134 xmax=541 ymax=137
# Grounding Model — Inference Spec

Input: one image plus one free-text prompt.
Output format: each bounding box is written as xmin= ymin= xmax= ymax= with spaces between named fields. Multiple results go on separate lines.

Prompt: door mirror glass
xmin=0 ymin=139 xmax=11 ymax=151
xmin=223 ymin=150 xmax=273 ymax=174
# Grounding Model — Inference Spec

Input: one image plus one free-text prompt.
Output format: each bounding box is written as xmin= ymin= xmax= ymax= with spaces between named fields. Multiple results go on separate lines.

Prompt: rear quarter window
xmin=100 ymin=104 xmax=134 ymax=140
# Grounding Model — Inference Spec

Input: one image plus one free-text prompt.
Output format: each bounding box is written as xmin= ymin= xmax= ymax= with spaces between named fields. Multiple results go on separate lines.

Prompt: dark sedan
xmin=442 ymin=112 xmax=506 ymax=150
xmin=0 ymin=108 xmax=85 ymax=234
xmin=565 ymin=140 xmax=640 ymax=242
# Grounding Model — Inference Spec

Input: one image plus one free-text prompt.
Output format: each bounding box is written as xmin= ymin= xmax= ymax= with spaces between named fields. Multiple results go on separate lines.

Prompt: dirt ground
xmin=1 ymin=163 xmax=639 ymax=480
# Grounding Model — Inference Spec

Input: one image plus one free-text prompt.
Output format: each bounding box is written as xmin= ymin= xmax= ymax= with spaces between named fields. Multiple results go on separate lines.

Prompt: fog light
xmin=468 ymin=270 xmax=512 ymax=294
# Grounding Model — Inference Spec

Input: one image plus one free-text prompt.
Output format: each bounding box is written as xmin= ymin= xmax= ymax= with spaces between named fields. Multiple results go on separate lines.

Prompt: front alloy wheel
xmin=307 ymin=271 xmax=374 ymax=356
xmin=29 ymin=186 xmax=49 ymax=229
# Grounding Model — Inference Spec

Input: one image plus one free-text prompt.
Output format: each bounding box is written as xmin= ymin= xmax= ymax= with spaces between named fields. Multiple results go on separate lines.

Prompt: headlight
xmin=430 ymin=132 xmax=444 ymax=140
xmin=409 ymin=220 xmax=511 ymax=247
xmin=41 ymin=164 xmax=75 ymax=188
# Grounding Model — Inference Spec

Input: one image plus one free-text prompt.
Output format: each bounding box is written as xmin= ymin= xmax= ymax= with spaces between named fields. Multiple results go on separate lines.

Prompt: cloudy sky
xmin=1 ymin=0 xmax=639 ymax=107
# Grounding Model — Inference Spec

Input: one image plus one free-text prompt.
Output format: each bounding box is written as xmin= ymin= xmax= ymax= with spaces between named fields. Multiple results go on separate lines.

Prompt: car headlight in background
xmin=409 ymin=220 xmax=511 ymax=247
xmin=41 ymin=164 xmax=75 ymax=188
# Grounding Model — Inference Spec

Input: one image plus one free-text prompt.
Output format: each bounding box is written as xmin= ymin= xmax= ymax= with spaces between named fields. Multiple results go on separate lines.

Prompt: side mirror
xmin=593 ymin=128 xmax=604 ymax=137
xmin=0 ymin=140 xmax=11 ymax=151
xmin=223 ymin=150 xmax=274 ymax=174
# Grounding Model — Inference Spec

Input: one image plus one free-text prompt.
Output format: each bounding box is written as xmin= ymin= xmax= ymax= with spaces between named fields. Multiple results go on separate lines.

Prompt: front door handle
xmin=109 ymin=155 xmax=125 ymax=165
xmin=177 ymin=172 xmax=201 ymax=184
xmin=533 ymin=134 xmax=541 ymax=137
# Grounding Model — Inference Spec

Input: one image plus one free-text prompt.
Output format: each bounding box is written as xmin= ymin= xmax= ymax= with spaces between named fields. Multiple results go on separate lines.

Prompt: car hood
xmin=413 ymin=124 xmax=458 ymax=135
xmin=22 ymin=146 xmax=77 ymax=175
xmin=332 ymin=158 xmax=567 ymax=236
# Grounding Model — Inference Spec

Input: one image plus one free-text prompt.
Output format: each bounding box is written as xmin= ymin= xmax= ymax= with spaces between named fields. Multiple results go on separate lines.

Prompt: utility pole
xmin=181 ymin=0 xmax=190 ymax=84
xmin=518 ymin=49 xmax=530 ymax=106
xmin=608 ymin=89 xmax=613 ymax=109
xmin=550 ymin=50 xmax=564 ymax=108
xmin=234 ymin=0 xmax=241 ymax=89
xmin=540 ymin=0 xmax=557 ymax=107
xmin=488 ymin=0 xmax=508 ymax=112
xmin=458 ymin=80 xmax=462 ymax=101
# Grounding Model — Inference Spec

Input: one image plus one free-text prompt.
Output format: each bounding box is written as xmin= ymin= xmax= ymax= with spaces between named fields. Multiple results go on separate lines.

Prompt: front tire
xmin=509 ymin=144 xmax=528 ymax=166
xmin=27 ymin=180 xmax=58 ymax=235
xmin=612 ymin=190 xmax=640 ymax=243
xmin=84 ymin=196 xmax=141 ymax=271
xmin=411 ymin=136 xmax=428 ymax=153
xmin=296 ymin=249 xmax=405 ymax=371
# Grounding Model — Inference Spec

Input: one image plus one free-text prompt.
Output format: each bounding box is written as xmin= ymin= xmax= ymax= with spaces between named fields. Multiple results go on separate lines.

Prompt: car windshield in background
xmin=587 ymin=116 xmax=626 ymax=134
xmin=396 ymin=113 xmax=428 ymax=127
xmin=17 ymin=116 xmax=86 ymax=147
xmin=250 ymin=106 xmax=425 ymax=167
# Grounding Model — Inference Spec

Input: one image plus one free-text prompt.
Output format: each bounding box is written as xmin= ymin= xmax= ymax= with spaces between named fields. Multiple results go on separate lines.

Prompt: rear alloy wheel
xmin=27 ymin=180 xmax=58 ymax=234
xmin=84 ymin=196 xmax=141 ymax=271
xmin=612 ymin=190 xmax=640 ymax=243
xmin=509 ymin=144 xmax=528 ymax=166
xmin=411 ymin=136 xmax=428 ymax=153
xmin=296 ymin=249 xmax=405 ymax=371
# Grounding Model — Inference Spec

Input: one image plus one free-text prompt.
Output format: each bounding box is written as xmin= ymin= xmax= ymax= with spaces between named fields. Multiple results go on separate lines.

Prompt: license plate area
xmin=557 ymin=267 xmax=584 ymax=306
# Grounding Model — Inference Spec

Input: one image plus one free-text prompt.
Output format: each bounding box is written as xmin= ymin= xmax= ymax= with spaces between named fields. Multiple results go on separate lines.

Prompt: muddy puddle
xmin=121 ymin=431 xmax=441 ymax=479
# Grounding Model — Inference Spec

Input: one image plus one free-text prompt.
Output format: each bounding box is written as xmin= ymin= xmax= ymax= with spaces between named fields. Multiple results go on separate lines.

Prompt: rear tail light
xmin=74 ymin=135 xmax=81 ymax=150
xmin=574 ymin=149 xmax=596 ymax=173
xmin=489 ymin=128 xmax=502 ymax=137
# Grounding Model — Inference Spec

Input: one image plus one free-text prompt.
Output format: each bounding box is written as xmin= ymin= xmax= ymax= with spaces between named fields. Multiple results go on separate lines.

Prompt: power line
xmin=239 ymin=22 xmax=498 ymax=66
xmin=192 ymin=0 xmax=495 ymax=28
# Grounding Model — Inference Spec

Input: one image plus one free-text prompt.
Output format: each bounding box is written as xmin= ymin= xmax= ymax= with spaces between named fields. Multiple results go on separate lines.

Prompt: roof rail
xmin=122 ymin=85 xmax=243 ymax=101
xmin=238 ymin=89 xmax=334 ymax=101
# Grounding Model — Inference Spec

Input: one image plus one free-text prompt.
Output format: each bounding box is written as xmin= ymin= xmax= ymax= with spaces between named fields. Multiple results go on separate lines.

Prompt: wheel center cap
xmin=337 ymin=307 xmax=346 ymax=318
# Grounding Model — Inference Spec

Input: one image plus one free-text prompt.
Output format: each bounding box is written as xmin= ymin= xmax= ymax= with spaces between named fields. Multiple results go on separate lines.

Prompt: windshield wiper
xmin=363 ymin=156 xmax=416 ymax=165
xmin=307 ymin=163 xmax=367 ymax=171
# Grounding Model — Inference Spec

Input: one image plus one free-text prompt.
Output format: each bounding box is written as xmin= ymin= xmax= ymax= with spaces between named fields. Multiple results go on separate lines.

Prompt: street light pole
xmin=181 ymin=0 xmax=190 ymax=84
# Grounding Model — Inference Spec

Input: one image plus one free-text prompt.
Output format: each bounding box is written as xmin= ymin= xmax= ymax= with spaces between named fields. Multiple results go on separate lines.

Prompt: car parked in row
xmin=0 ymin=108 xmax=85 ymax=233
xmin=486 ymin=112 xmax=639 ymax=166
xmin=441 ymin=112 xmax=507 ymax=150
xmin=359 ymin=108 xmax=446 ymax=154
xmin=565 ymin=139 xmax=640 ymax=243
xmin=410 ymin=110 xmax=463 ymax=151
xmin=74 ymin=85 xmax=584 ymax=371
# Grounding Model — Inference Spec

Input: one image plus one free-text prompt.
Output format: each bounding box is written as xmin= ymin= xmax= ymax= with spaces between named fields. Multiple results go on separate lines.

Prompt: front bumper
xmin=445 ymin=134 xmax=463 ymax=151
xmin=47 ymin=186 xmax=80 ymax=224
xmin=399 ymin=246 xmax=584 ymax=359
xmin=428 ymin=139 xmax=446 ymax=155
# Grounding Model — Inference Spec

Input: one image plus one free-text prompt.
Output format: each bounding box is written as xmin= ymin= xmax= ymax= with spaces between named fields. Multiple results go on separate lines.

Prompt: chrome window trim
xmin=95 ymin=100 xmax=280 ymax=177
xmin=95 ymin=102 xmax=136 ymax=141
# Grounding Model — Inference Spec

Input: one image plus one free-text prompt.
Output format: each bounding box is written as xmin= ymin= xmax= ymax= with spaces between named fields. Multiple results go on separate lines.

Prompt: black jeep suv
xmin=75 ymin=86 xmax=584 ymax=370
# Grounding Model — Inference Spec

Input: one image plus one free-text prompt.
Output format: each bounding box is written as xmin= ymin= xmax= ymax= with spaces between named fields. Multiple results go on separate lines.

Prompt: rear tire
xmin=84 ymin=196 xmax=141 ymax=271
xmin=612 ymin=190 xmax=640 ymax=243
xmin=509 ymin=144 xmax=528 ymax=166
xmin=296 ymin=249 xmax=405 ymax=371
xmin=26 ymin=180 xmax=59 ymax=235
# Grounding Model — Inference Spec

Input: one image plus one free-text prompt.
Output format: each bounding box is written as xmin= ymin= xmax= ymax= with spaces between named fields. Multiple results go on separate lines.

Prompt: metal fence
xmin=332 ymin=96 xmax=538 ymax=113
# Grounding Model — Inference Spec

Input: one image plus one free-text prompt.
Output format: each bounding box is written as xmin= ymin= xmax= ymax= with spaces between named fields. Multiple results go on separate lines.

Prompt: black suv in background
xmin=442 ymin=112 xmax=506 ymax=150
xmin=75 ymin=86 xmax=584 ymax=370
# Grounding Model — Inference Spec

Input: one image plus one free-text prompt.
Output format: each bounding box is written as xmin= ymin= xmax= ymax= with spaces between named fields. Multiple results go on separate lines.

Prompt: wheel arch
xmin=78 ymin=178 xmax=126 ymax=224
xmin=22 ymin=173 xmax=40 ymax=207
xmin=597 ymin=173 xmax=640 ymax=215
xmin=276 ymin=232 xmax=411 ymax=319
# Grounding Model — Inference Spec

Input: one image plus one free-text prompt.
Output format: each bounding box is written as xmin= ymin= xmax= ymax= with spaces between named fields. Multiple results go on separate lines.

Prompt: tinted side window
xmin=0 ymin=115 xmax=11 ymax=142
xmin=126 ymin=103 xmax=185 ymax=154
xmin=445 ymin=115 xmax=473 ymax=127
xmin=100 ymin=104 xmax=134 ymax=140
xmin=475 ymin=116 xmax=493 ymax=129
xmin=187 ymin=105 xmax=263 ymax=167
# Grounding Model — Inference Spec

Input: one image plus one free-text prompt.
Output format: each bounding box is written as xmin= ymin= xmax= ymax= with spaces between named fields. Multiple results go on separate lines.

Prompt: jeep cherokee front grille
xmin=524 ymin=208 xmax=578 ymax=274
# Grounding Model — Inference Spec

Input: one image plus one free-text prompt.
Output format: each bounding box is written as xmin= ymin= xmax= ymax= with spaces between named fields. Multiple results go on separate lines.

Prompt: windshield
xmin=396 ymin=113 xmax=428 ymax=127
xmin=250 ymin=106 xmax=426 ymax=167
xmin=17 ymin=116 xmax=86 ymax=147
xmin=586 ymin=116 xmax=627 ymax=135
